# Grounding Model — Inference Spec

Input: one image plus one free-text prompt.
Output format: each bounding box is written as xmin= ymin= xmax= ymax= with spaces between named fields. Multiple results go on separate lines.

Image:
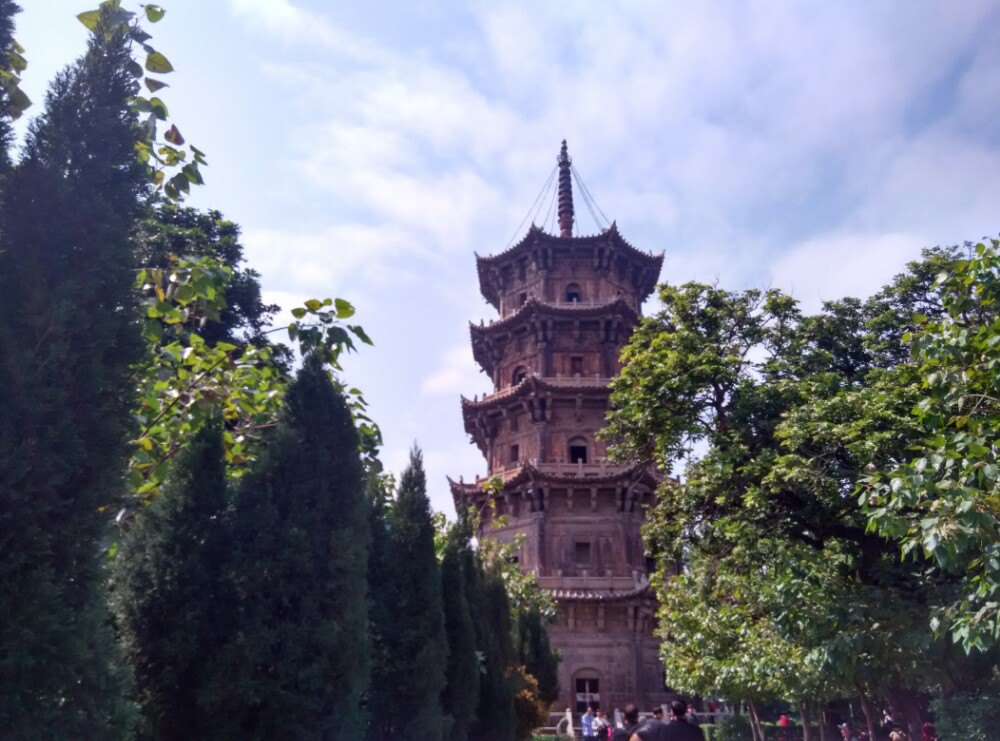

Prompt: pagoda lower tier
xmin=449 ymin=465 xmax=665 ymax=712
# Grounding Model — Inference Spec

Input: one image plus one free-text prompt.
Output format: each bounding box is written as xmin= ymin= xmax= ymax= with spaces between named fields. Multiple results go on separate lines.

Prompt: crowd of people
xmin=579 ymin=701 xmax=940 ymax=741
xmin=580 ymin=700 xmax=703 ymax=740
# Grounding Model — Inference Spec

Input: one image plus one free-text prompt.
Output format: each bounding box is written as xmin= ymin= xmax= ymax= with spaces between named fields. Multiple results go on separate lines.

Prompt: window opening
xmin=565 ymin=282 xmax=582 ymax=302
xmin=518 ymin=292 xmax=528 ymax=307
xmin=575 ymin=541 xmax=591 ymax=563
xmin=569 ymin=438 xmax=588 ymax=464
xmin=575 ymin=677 xmax=600 ymax=712
xmin=512 ymin=366 xmax=528 ymax=386
xmin=509 ymin=444 xmax=520 ymax=465
xmin=570 ymin=356 xmax=584 ymax=375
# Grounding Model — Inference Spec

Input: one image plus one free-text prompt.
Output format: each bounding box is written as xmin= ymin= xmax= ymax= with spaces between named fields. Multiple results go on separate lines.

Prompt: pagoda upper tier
xmin=470 ymin=296 xmax=638 ymax=382
xmin=475 ymin=222 xmax=663 ymax=317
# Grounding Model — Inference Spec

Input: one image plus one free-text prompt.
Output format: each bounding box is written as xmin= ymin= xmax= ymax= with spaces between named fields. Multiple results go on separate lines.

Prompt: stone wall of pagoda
xmin=492 ymin=245 xmax=644 ymax=318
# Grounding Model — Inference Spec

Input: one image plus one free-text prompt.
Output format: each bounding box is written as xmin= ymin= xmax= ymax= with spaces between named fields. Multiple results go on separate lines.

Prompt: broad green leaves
xmin=864 ymin=240 xmax=1000 ymax=652
xmin=0 ymin=32 xmax=31 ymax=119
xmin=77 ymin=1 xmax=202 ymax=200
xmin=131 ymin=255 xmax=381 ymax=498
xmin=609 ymin=252 xmax=977 ymax=706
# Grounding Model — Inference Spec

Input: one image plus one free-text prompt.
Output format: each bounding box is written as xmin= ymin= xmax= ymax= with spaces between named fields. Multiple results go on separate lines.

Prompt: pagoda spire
xmin=557 ymin=139 xmax=574 ymax=238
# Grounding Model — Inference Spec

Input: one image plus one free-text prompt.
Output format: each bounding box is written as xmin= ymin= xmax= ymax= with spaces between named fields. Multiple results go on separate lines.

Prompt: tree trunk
xmin=817 ymin=708 xmax=829 ymax=741
xmin=747 ymin=696 xmax=765 ymax=741
xmin=854 ymin=683 xmax=878 ymax=741
xmin=800 ymin=701 xmax=813 ymax=741
xmin=883 ymin=680 xmax=924 ymax=740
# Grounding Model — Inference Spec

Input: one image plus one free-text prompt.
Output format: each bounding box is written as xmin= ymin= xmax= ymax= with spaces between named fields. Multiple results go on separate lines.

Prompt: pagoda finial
xmin=557 ymin=139 xmax=574 ymax=238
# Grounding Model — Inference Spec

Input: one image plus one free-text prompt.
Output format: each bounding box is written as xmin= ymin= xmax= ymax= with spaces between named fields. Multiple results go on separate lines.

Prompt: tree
xmin=136 ymin=203 xmax=279 ymax=345
xmin=368 ymin=447 xmax=448 ymax=739
xmin=0 ymin=0 xmax=28 ymax=175
xmin=0 ymin=5 xmax=148 ymax=733
xmin=471 ymin=558 xmax=519 ymax=741
xmin=605 ymin=257 xmax=980 ymax=738
xmin=112 ymin=421 xmax=234 ymax=739
xmin=213 ymin=355 xmax=370 ymax=737
xmin=440 ymin=533 xmax=480 ymax=741
xmin=865 ymin=240 xmax=1000 ymax=652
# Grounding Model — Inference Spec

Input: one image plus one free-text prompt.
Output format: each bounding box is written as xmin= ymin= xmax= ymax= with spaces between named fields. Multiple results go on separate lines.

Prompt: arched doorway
xmin=573 ymin=668 xmax=602 ymax=711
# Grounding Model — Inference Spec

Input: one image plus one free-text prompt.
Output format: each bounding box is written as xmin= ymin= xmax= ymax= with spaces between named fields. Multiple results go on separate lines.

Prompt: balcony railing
xmin=466 ymin=373 xmax=612 ymax=405
xmin=483 ymin=459 xmax=632 ymax=482
xmin=496 ymin=297 xmax=636 ymax=320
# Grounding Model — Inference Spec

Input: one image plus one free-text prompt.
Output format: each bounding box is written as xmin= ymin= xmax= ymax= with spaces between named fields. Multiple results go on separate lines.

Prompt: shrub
xmin=930 ymin=671 xmax=1000 ymax=741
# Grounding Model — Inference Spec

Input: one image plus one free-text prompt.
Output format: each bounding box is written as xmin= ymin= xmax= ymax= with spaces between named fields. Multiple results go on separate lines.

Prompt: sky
xmin=14 ymin=0 xmax=1000 ymax=515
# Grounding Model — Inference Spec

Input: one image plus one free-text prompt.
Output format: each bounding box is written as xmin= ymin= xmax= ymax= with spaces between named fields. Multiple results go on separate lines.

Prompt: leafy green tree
xmin=865 ymin=240 xmax=1000 ymax=652
xmin=214 ymin=355 xmax=370 ymax=737
xmin=113 ymin=421 xmax=234 ymax=739
xmin=369 ymin=447 xmax=448 ymax=739
xmin=0 ymin=5 xmax=148 ymax=733
xmin=605 ymin=258 xmax=979 ymax=737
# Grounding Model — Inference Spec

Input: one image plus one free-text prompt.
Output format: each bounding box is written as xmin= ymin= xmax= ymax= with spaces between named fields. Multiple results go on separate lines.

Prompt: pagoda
xmin=449 ymin=142 xmax=667 ymax=713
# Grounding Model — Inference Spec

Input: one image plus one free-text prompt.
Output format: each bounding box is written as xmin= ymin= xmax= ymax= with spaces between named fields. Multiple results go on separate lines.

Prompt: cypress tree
xmin=468 ymin=556 xmax=517 ymax=741
xmin=112 ymin=422 xmax=234 ymax=739
xmin=518 ymin=605 xmax=560 ymax=707
xmin=369 ymin=447 xmax=448 ymax=739
xmin=0 ymin=8 xmax=145 ymax=734
xmin=440 ymin=536 xmax=480 ymax=740
xmin=366 ymin=471 xmax=393 ymax=737
xmin=217 ymin=355 xmax=370 ymax=738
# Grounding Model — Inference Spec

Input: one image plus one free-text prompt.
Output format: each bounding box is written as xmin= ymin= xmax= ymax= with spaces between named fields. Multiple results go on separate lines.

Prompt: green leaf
xmin=145 ymin=77 xmax=169 ymax=92
xmin=76 ymin=10 xmax=100 ymax=30
xmin=149 ymin=96 xmax=168 ymax=120
xmin=144 ymin=4 xmax=166 ymax=22
xmin=145 ymin=51 xmax=174 ymax=74
xmin=291 ymin=307 xmax=307 ymax=319
xmin=335 ymin=298 xmax=355 ymax=318
xmin=305 ymin=299 xmax=322 ymax=312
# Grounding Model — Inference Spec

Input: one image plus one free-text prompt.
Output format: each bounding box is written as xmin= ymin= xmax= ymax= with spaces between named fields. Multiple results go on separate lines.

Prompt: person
xmin=888 ymin=727 xmax=908 ymax=741
xmin=594 ymin=710 xmax=609 ymax=739
xmin=839 ymin=722 xmax=860 ymax=740
xmin=631 ymin=700 xmax=702 ymax=741
xmin=613 ymin=704 xmax=641 ymax=741
xmin=685 ymin=703 xmax=699 ymax=726
xmin=919 ymin=721 xmax=937 ymax=741
xmin=583 ymin=705 xmax=597 ymax=739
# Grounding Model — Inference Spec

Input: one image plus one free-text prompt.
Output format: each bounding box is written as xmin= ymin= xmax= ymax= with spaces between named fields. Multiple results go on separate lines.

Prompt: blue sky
xmin=15 ymin=1 xmax=1000 ymax=514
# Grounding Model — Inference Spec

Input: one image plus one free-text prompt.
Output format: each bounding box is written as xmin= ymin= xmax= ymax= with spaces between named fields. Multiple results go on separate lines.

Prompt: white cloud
xmin=422 ymin=345 xmax=489 ymax=397
xmin=224 ymin=0 xmax=1000 ymax=513
xmin=771 ymin=231 xmax=926 ymax=312
xmin=229 ymin=0 xmax=388 ymax=62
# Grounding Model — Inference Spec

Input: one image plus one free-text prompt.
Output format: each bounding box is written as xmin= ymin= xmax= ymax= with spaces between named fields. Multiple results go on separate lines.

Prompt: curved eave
xmin=497 ymin=462 xmax=659 ymax=489
xmin=461 ymin=376 xmax=610 ymax=413
xmin=470 ymin=297 xmax=638 ymax=376
xmin=548 ymin=581 xmax=654 ymax=603
xmin=476 ymin=223 xmax=663 ymax=307
xmin=471 ymin=295 xmax=637 ymax=338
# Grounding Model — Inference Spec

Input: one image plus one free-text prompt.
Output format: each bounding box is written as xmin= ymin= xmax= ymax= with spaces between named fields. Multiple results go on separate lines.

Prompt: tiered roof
xmin=475 ymin=222 xmax=664 ymax=309
xmin=470 ymin=296 xmax=638 ymax=377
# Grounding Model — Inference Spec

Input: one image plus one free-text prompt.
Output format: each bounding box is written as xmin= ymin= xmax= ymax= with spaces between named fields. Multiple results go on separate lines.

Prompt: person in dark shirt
xmin=613 ymin=704 xmax=641 ymax=741
xmin=631 ymin=700 xmax=703 ymax=741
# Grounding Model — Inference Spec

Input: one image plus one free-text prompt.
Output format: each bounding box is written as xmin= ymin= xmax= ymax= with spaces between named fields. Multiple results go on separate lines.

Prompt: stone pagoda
xmin=449 ymin=142 xmax=667 ymax=713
